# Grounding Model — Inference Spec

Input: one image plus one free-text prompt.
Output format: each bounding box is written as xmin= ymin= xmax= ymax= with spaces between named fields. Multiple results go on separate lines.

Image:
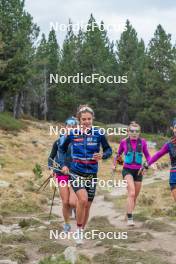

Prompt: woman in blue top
xmin=60 ymin=105 xmax=112 ymax=244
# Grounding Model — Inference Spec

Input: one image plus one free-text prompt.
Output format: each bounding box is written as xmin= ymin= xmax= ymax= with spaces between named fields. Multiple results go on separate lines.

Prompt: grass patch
xmin=24 ymin=223 xmax=62 ymax=246
xmin=10 ymin=246 xmax=28 ymax=264
xmin=37 ymin=213 xmax=58 ymax=220
xmin=150 ymin=248 xmax=173 ymax=257
xmin=86 ymin=216 xmax=153 ymax=246
xmin=38 ymin=253 xmax=91 ymax=264
xmin=0 ymin=244 xmax=28 ymax=264
xmin=134 ymin=212 xmax=150 ymax=221
xmin=0 ymin=112 xmax=25 ymax=131
xmin=38 ymin=254 xmax=71 ymax=264
xmin=138 ymin=193 xmax=156 ymax=206
xmin=87 ymin=216 xmax=115 ymax=230
xmin=0 ymin=233 xmax=28 ymax=244
xmin=165 ymin=205 xmax=176 ymax=218
xmin=92 ymin=247 xmax=170 ymax=264
xmin=24 ymin=180 xmax=35 ymax=192
xmin=141 ymin=132 xmax=168 ymax=149
xmin=19 ymin=218 xmax=41 ymax=228
xmin=38 ymin=242 xmax=66 ymax=254
xmin=0 ymin=198 xmax=42 ymax=216
xmin=24 ymin=228 xmax=50 ymax=244
xmin=143 ymin=220 xmax=173 ymax=232
xmin=104 ymin=194 xmax=126 ymax=210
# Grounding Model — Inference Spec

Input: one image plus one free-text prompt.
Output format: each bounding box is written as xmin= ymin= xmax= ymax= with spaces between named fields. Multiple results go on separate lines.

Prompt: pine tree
xmin=138 ymin=25 xmax=175 ymax=132
xmin=116 ymin=20 xmax=146 ymax=124
xmin=47 ymin=28 xmax=60 ymax=120
xmin=78 ymin=15 xmax=117 ymax=121
xmin=54 ymin=21 xmax=80 ymax=120
xmin=0 ymin=0 xmax=39 ymax=117
xmin=28 ymin=33 xmax=48 ymax=119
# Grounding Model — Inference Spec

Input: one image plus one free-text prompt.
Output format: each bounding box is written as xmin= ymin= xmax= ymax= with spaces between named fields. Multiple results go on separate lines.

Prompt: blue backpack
xmin=124 ymin=138 xmax=143 ymax=165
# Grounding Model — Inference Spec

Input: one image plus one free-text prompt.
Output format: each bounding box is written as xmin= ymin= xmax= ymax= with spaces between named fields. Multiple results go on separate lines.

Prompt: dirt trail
xmin=46 ymin=169 xmax=176 ymax=263
xmin=0 ymin=122 xmax=175 ymax=263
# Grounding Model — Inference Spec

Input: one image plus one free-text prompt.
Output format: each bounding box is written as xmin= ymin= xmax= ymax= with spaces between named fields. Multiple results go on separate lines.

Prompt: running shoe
xmin=63 ymin=223 xmax=71 ymax=233
xmin=74 ymin=228 xmax=84 ymax=245
xmin=127 ymin=218 xmax=135 ymax=226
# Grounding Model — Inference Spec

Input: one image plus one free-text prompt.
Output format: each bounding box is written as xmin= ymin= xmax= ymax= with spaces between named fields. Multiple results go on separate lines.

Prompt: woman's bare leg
xmin=125 ymin=174 xmax=135 ymax=214
xmin=171 ymin=188 xmax=176 ymax=201
xmin=59 ymin=184 xmax=70 ymax=222
xmin=134 ymin=181 xmax=142 ymax=209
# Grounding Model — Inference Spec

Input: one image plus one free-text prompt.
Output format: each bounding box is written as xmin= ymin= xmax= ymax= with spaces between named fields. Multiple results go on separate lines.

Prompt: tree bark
xmin=13 ymin=92 xmax=24 ymax=119
xmin=0 ymin=96 xmax=5 ymax=112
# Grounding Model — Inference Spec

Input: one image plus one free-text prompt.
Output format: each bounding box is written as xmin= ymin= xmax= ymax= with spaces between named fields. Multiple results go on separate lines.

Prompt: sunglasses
xmin=129 ymin=129 xmax=140 ymax=133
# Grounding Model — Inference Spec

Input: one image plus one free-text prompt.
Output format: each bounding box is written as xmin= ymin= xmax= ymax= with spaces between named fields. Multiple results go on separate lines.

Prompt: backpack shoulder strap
xmin=126 ymin=137 xmax=133 ymax=152
xmin=136 ymin=138 xmax=142 ymax=152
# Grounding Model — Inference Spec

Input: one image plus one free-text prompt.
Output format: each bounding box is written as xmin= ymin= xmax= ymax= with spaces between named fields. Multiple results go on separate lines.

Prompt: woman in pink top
xmin=142 ymin=119 xmax=176 ymax=202
xmin=113 ymin=121 xmax=151 ymax=226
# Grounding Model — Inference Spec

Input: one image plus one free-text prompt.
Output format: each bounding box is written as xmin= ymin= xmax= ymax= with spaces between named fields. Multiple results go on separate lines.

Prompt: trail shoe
xmin=74 ymin=228 xmax=84 ymax=245
xmin=63 ymin=223 xmax=71 ymax=233
xmin=127 ymin=218 xmax=135 ymax=226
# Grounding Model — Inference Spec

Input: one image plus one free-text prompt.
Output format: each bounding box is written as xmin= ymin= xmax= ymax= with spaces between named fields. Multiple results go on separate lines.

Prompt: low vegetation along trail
xmin=0 ymin=120 xmax=176 ymax=264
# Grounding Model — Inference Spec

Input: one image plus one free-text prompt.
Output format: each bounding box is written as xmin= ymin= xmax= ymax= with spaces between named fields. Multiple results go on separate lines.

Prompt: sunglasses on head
xmin=79 ymin=106 xmax=94 ymax=113
xmin=129 ymin=129 xmax=140 ymax=133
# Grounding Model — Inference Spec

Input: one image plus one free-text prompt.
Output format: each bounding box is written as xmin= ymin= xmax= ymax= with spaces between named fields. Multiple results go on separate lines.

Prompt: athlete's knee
xmin=78 ymin=196 xmax=88 ymax=207
xmin=69 ymin=200 xmax=77 ymax=208
xmin=128 ymin=190 xmax=135 ymax=199
xmin=62 ymin=199 xmax=69 ymax=208
xmin=85 ymin=202 xmax=91 ymax=210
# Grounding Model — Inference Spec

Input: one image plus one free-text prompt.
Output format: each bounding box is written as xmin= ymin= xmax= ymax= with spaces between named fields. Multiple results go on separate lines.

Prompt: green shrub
xmin=33 ymin=163 xmax=43 ymax=179
xmin=0 ymin=112 xmax=25 ymax=131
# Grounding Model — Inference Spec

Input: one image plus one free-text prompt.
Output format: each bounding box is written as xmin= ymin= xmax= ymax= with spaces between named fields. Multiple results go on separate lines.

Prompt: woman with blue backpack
xmin=113 ymin=121 xmax=151 ymax=226
xmin=60 ymin=105 xmax=112 ymax=244
xmin=48 ymin=117 xmax=78 ymax=233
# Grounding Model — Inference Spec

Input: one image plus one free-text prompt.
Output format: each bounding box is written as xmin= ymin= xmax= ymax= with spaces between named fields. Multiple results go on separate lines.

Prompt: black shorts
xmin=170 ymin=170 xmax=176 ymax=191
xmin=122 ymin=168 xmax=143 ymax=182
xmin=69 ymin=171 xmax=97 ymax=202
xmin=170 ymin=184 xmax=176 ymax=191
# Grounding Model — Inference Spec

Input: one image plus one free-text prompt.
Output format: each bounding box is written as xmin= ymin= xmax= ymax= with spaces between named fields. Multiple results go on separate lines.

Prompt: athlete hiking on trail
xmin=141 ymin=119 xmax=176 ymax=202
xmin=48 ymin=117 xmax=78 ymax=233
xmin=112 ymin=121 xmax=151 ymax=226
xmin=60 ymin=105 xmax=112 ymax=244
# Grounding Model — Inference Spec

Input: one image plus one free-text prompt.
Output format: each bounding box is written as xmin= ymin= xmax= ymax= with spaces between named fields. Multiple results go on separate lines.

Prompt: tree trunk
xmin=0 ymin=96 xmax=5 ymax=112
xmin=42 ymin=65 xmax=48 ymax=121
xmin=13 ymin=92 xmax=24 ymax=119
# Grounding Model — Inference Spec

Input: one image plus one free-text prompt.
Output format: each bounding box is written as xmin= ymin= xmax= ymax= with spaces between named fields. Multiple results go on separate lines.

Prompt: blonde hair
xmin=76 ymin=104 xmax=95 ymax=120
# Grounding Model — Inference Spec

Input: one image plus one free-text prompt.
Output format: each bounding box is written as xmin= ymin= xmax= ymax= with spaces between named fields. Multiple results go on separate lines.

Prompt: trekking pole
xmin=37 ymin=160 xmax=63 ymax=192
xmin=37 ymin=174 xmax=53 ymax=192
xmin=111 ymin=167 xmax=116 ymax=177
xmin=138 ymin=162 xmax=149 ymax=175
xmin=49 ymin=186 xmax=57 ymax=219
